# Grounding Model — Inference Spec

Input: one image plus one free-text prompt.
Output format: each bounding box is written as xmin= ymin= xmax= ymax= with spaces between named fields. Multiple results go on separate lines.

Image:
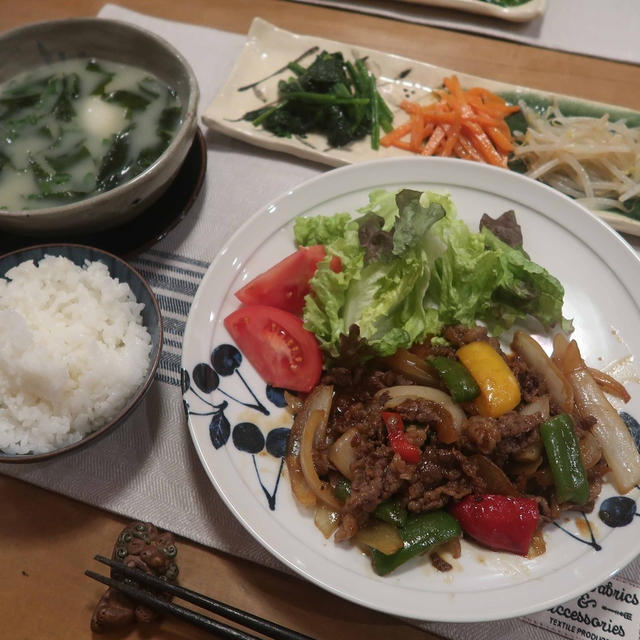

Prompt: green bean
xmin=540 ymin=413 xmax=590 ymax=505
xmin=371 ymin=511 xmax=461 ymax=576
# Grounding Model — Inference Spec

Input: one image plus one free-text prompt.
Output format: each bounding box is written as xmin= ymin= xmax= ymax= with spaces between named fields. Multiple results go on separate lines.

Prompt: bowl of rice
xmin=0 ymin=244 xmax=162 ymax=462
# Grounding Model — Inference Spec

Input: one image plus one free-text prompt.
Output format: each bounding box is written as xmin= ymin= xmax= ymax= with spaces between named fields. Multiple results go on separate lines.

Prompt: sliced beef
xmin=406 ymin=446 xmax=485 ymax=512
xmin=334 ymin=425 xmax=484 ymax=540
xmin=462 ymin=411 xmax=542 ymax=466
xmin=389 ymin=397 xmax=452 ymax=428
xmin=442 ymin=324 xmax=500 ymax=351
xmin=334 ymin=440 xmax=396 ymax=542
xmin=464 ymin=416 xmax=501 ymax=455
xmin=507 ymin=352 xmax=548 ymax=403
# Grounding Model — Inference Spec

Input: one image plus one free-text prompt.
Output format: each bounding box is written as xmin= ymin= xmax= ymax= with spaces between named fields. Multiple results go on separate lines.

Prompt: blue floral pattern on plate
xmin=182 ymin=343 xmax=290 ymax=510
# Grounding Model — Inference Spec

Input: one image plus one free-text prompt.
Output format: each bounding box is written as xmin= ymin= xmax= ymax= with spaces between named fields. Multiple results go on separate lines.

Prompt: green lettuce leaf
xmin=426 ymin=215 xmax=572 ymax=335
xmin=392 ymin=188 xmax=445 ymax=255
xmin=293 ymin=212 xmax=352 ymax=247
xmin=295 ymin=188 xmax=572 ymax=361
xmin=356 ymin=188 xmax=399 ymax=231
xmin=295 ymin=214 xmax=364 ymax=354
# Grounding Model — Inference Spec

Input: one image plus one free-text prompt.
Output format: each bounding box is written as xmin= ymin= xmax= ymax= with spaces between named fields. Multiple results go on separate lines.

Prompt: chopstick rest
xmin=90 ymin=521 xmax=179 ymax=633
xmin=87 ymin=555 xmax=316 ymax=640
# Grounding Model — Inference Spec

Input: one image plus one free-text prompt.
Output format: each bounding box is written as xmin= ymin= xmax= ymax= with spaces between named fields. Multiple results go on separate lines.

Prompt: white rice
xmin=0 ymin=255 xmax=152 ymax=455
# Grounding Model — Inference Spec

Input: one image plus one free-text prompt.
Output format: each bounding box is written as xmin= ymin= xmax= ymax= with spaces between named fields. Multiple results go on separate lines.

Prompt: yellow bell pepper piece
xmin=456 ymin=341 xmax=521 ymax=417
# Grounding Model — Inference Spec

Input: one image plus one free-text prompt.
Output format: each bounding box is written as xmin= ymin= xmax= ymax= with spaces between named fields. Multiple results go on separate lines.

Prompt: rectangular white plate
xmin=400 ymin=0 xmax=546 ymax=22
xmin=203 ymin=18 xmax=640 ymax=237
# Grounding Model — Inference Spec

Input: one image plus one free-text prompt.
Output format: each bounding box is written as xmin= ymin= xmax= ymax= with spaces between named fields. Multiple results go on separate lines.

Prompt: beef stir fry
xmin=285 ymin=324 xmax=636 ymax=575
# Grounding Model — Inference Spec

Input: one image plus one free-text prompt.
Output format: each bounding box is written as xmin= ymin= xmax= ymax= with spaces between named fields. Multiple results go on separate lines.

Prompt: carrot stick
xmin=421 ymin=125 xmax=446 ymax=156
xmin=400 ymin=99 xmax=423 ymax=115
xmin=410 ymin=109 xmax=425 ymax=151
xmin=377 ymin=74 xmax=518 ymax=163
xmin=486 ymin=125 xmax=514 ymax=153
xmin=385 ymin=139 xmax=416 ymax=151
xmin=441 ymin=118 xmax=461 ymax=157
xmin=421 ymin=122 xmax=435 ymax=140
xmin=457 ymin=135 xmax=483 ymax=161
xmin=463 ymin=121 xmax=507 ymax=166
xmin=454 ymin=142 xmax=472 ymax=160
xmin=444 ymin=75 xmax=465 ymax=103
xmin=380 ymin=121 xmax=412 ymax=146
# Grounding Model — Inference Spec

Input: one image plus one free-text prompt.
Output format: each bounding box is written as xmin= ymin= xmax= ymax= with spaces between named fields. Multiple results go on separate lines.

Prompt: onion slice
xmin=286 ymin=385 xmax=334 ymax=507
xmin=551 ymin=333 xmax=570 ymax=364
xmin=438 ymin=537 xmax=461 ymax=560
xmin=284 ymin=390 xmax=303 ymax=414
xmin=354 ymin=521 xmax=403 ymax=555
xmin=557 ymin=340 xmax=640 ymax=494
xmin=314 ymin=505 xmax=340 ymax=539
xmin=300 ymin=409 xmax=343 ymax=511
xmin=519 ymin=395 xmax=550 ymax=421
xmin=579 ymin=431 xmax=603 ymax=471
xmin=328 ymin=427 xmax=358 ymax=481
xmin=588 ymin=367 xmax=631 ymax=403
xmin=383 ymin=349 xmax=441 ymax=386
xmin=376 ymin=385 xmax=465 ymax=444
xmin=511 ymin=331 xmax=573 ymax=413
xmin=527 ymin=530 xmax=546 ymax=559
xmin=471 ymin=454 xmax=519 ymax=496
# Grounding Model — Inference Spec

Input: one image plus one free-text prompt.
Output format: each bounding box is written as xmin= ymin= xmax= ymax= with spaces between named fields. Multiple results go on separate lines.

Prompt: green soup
xmin=0 ymin=58 xmax=182 ymax=211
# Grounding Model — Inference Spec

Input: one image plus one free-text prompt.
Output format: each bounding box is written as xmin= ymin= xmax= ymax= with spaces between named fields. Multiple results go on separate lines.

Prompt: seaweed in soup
xmin=0 ymin=57 xmax=183 ymax=211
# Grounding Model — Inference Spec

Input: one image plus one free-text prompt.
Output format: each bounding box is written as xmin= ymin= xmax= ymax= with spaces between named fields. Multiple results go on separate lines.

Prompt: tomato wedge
xmin=234 ymin=245 xmax=340 ymax=315
xmin=224 ymin=305 xmax=323 ymax=392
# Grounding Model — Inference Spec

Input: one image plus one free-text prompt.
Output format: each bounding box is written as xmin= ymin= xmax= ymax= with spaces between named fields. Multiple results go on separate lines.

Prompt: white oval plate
xmin=181 ymin=157 xmax=640 ymax=622
xmin=398 ymin=0 xmax=545 ymax=22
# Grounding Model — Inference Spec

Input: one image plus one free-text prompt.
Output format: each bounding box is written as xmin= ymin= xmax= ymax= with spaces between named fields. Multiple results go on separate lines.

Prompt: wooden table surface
xmin=2 ymin=2 xmax=640 ymax=639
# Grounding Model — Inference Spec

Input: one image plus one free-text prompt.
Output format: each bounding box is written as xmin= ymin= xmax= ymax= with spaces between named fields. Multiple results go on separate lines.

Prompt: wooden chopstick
xmin=87 ymin=555 xmax=316 ymax=640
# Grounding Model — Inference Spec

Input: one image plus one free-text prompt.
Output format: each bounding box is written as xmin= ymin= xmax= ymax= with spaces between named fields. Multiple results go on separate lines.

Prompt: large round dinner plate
xmin=181 ymin=157 xmax=640 ymax=622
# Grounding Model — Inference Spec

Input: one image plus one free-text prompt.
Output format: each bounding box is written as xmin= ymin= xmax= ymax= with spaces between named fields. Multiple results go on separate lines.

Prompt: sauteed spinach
xmin=243 ymin=51 xmax=393 ymax=150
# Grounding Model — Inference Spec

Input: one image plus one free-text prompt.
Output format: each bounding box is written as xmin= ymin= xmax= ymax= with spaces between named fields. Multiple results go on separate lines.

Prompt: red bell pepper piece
xmin=449 ymin=494 xmax=540 ymax=556
xmin=381 ymin=411 xmax=422 ymax=464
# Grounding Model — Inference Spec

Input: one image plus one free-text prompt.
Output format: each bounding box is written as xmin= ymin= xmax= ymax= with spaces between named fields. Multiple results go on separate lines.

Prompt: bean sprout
xmin=512 ymin=101 xmax=640 ymax=212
